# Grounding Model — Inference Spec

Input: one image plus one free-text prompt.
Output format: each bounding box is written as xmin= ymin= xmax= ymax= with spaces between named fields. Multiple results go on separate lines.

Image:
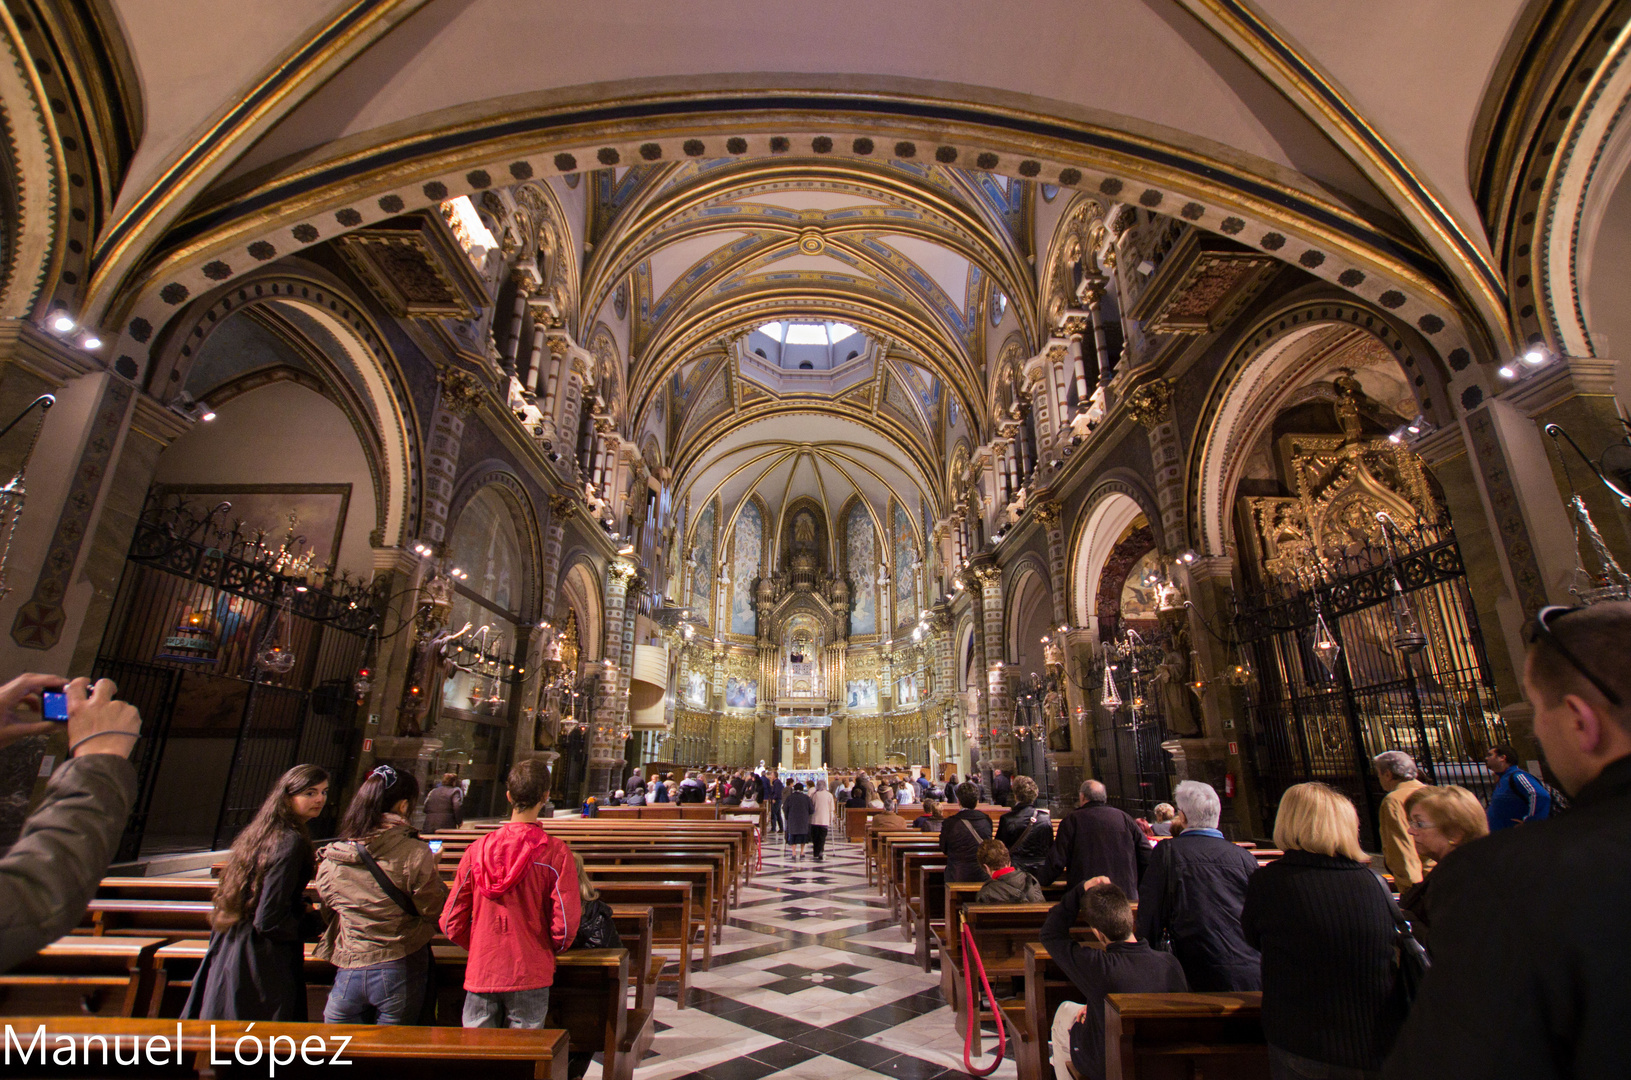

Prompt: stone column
xmin=1125 ymin=379 xmax=1183 ymax=546
xmin=421 ymin=369 xmax=483 ymax=547
xmin=502 ymin=275 xmax=534 ymax=378
xmin=523 ymin=320 xmax=547 ymax=393
xmin=1179 ymin=555 xmax=1259 ymax=836
xmin=539 ymin=495 xmax=573 ymax=619
xmin=539 ymin=333 xmax=572 ymax=443
xmin=973 ymin=560 xmax=1014 ymax=771
xmin=589 ymin=559 xmax=635 ymax=796
xmin=1033 ymin=497 xmax=1069 ymax=628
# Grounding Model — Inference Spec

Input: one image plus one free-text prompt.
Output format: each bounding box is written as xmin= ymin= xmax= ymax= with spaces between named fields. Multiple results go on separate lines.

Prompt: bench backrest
xmin=1104 ymin=992 xmax=1266 ymax=1080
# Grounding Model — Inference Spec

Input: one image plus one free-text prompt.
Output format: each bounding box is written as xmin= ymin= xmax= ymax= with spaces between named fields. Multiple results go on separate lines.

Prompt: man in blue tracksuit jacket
xmin=1485 ymin=743 xmax=1551 ymax=830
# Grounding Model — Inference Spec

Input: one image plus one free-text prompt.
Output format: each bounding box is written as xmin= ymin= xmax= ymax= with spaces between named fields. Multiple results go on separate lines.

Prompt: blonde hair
xmin=1272 ymin=782 xmax=1367 ymax=862
xmin=1404 ymin=785 xmax=1489 ymax=847
xmin=572 ymin=850 xmax=599 ymax=903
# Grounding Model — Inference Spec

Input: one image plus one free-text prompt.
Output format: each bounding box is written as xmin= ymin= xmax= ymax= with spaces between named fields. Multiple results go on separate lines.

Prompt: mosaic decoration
xmin=893 ymin=501 xmax=916 ymax=626
xmin=730 ymin=501 xmax=761 ymax=635
xmin=691 ymin=501 xmax=715 ymax=614
xmin=12 ymin=379 xmax=134 ymax=649
xmin=847 ymin=502 xmax=876 ymax=635
xmin=846 ymin=678 xmax=879 ymax=709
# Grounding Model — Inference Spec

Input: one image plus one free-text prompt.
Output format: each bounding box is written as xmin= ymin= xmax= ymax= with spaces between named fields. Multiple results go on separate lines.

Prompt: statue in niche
xmin=1154 ymin=646 xmax=1202 ymax=737
xmin=794 ymin=511 xmax=815 ymax=547
xmin=400 ymin=620 xmax=475 ymax=737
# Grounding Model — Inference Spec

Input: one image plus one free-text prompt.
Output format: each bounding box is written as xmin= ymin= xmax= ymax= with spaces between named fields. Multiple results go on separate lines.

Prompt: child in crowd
xmin=569 ymin=851 xmax=622 ymax=951
xmin=1041 ymin=879 xmax=1187 ymax=1080
xmin=974 ymin=838 xmax=1043 ymax=903
xmin=441 ymin=758 xmax=581 ymax=1028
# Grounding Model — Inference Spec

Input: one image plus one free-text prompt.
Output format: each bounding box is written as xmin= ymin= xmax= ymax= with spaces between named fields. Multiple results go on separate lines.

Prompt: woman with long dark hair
xmin=183 ymin=764 xmax=329 ymax=1020
xmin=316 ymin=764 xmax=447 ymax=1024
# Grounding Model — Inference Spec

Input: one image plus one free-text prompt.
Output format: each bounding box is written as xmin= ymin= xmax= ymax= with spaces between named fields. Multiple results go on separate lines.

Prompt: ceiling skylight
xmin=757 ymin=321 xmax=859 ymax=345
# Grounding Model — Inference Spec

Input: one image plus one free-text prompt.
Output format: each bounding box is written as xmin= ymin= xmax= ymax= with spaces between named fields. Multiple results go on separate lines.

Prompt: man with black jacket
xmin=938 ymin=782 xmax=992 ymax=882
xmin=1135 ymin=780 xmax=1260 ymax=991
xmin=996 ymin=775 xmax=1040 ymax=847
xmin=1040 ymin=879 xmax=1187 ymax=1080
xmin=991 ymin=768 xmax=1012 ymax=807
xmin=1385 ymin=601 xmax=1631 ymax=1080
xmin=1043 ymin=779 xmax=1152 ymax=899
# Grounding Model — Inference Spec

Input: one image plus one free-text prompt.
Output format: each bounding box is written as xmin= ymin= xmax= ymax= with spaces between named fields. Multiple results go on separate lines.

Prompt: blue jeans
xmin=769 ymin=800 xmax=783 ymax=831
xmin=324 ymin=945 xmax=429 ymax=1025
xmin=463 ymin=986 xmax=552 ymax=1028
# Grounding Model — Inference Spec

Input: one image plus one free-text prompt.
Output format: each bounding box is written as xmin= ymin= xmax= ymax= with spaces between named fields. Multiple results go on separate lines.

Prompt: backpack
xmin=573 ymin=899 xmax=624 ymax=951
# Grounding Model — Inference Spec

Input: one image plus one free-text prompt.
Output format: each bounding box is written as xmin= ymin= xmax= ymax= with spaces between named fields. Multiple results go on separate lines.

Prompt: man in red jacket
xmin=441 ymin=758 xmax=580 ymax=1027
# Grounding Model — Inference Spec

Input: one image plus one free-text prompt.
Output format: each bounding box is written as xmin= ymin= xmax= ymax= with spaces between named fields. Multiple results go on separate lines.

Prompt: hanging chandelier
xmin=1375 ymin=512 xmax=1428 ymax=654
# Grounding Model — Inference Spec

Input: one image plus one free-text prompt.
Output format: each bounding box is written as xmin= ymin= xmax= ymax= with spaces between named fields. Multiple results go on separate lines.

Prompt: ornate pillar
xmin=502 ymin=274 xmax=534 ymax=378
xmin=1033 ymin=497 xmax=1069 ymax=628
xmin=540 ymin=333 xmax=572 ymax=442
xmin=421 ymin=369 xmax=483 ymax=546
xmin=973 ymin=560 xmax=1014 ymax=772
xmin=539 ymin=495 xmax=573 ymax=619
xmin=589 ymin=559 xmax=635 ymax=795
xmin=1085 ymin=277 xmax=1113 ymax=392
xmin=1125 ymin=379 xmax=1183 ymax=546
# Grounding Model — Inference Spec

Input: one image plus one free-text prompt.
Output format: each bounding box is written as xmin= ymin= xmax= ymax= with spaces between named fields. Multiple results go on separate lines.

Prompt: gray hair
xmin=1373 ymin=751 xmax=1418 ymax=781
xmin=1173 ymin=781 xmax=1221 ymax=831
xmin=816 ymin=779 xmax=828 ymax=792
xmin=1080 ymin=779 xmax=1108 ymax=805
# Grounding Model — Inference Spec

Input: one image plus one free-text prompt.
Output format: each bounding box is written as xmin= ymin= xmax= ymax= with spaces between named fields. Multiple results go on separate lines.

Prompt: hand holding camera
xmin=0 ymin=673 xmax=142 ymax=757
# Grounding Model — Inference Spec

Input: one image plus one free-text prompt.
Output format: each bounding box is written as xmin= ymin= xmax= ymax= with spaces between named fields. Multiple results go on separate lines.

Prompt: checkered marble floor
xmin=634 ymin=832 xmax=1017 ymax=1080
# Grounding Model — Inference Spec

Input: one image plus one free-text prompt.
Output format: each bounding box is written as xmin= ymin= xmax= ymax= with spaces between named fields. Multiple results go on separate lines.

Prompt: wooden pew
xmin=592 ymin=881 xmax=694 ymax=1007
xmin=909 ymin=863 xmax=946 ymax=972
xmin=580 ymin=864 xmax=717 ymax=971
xmin=0 ymin=937 xmax=165 ymax=1019
xmin=1104 ymin=992 xmax=1266 ymax=1080
xmin=1015 ymin=943 xmax=1082 ymax=1080
xmin=83 ymin=900 xmax=214 ymax=940
xmin=0 ymin=1016 xmax=569 ymax=1079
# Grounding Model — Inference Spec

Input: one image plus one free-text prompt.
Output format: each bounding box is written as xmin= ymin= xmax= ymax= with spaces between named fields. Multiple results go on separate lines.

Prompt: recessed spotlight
xmin=1499 ymin=365 xmax=1517 ymax=380
xmin=200 ymin=410 xmax=216 ymax=422
xmin=52 ymin=315 xmax=74 ymax=333
xmin=1388 ymin=432 xmax=1403 ymax=444
xmin=82 ymin=336 xmax=101 ymax=350
xmin=1522 ymin=348 xmax=1546 ymax=366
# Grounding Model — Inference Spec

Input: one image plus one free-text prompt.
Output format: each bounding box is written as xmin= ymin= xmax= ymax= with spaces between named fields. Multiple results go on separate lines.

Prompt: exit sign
xmin=362 ymin=738 xmax=373 ymax=752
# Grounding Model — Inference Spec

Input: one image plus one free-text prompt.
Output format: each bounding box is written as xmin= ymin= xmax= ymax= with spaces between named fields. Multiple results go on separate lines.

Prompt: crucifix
xmin=794 ymin=732 xmax=809 ymax=752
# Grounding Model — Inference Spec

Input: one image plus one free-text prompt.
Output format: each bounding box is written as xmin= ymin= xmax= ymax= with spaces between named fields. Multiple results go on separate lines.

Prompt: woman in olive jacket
xmin=315 ymin=765 xmax=448 ymax=1024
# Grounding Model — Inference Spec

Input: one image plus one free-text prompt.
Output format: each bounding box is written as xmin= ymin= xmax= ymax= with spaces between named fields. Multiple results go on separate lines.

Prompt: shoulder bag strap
xmin=354 ymin=841 xmax=419 ymax=919
xmin=959 ymin=818 xmax=984 ymax=845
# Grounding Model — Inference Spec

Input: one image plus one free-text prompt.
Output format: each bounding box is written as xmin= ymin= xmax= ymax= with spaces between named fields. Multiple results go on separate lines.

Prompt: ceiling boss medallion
xmin=797 ymin=227 xmax=827 ymax=255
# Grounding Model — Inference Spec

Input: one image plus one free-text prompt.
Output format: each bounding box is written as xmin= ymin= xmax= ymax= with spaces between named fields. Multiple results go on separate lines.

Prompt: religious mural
xmin=893 ymin=501 xmax=916 ymax=626
xmin=731 ymin=501 xmax=761 ymax=635
xmin=1119 ymin=549 xmax=1164 ymax=622
xmin=690 ymin=502 xmax=715 ymax=614
xmin=846 ymin=678 xmax=879 ymax=709
xmin=725 ymin=675 xmax=758 ymax=708
xmin=897 ymin=673 xmax=919 ymax=705
xmin=685 ymin=671 xmax=708 ymax=706
xmin=847 ymin=502 xmax=876 ymax=635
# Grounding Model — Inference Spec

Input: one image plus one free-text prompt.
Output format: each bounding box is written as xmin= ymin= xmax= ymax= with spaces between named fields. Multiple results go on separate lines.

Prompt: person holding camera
xmin=0 ymin=674 xmax=143 ymax=972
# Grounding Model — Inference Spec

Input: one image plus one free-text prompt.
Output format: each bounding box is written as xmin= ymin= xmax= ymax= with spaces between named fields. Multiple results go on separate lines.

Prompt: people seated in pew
xmin=1386 ymin=601 xmax=1631 ymax=1079
xmin=678 ymin=771 xmax=706 ymax=803
xmin=996 ymin=776 xmax=1041 ymax=847
xmin=423 ymin=772 xmax=465 ymax=832
xmin=1395 ymin=784 xmax=1486 ymax=954
xmin=442 ymin=757 xmax=581 ymax=1028
xmin=184 ymin=764 xmax=330 ymax=1021
xmin=1242 ymin=781 xmax=1404 ymax=1080
xmin=316 ymin=764 xmax=448 ymax=1025
xmin=974 ymin=838 xmax=1043 ymax=903
xmin=1041 ymin=878 xmax=1188 ymax=1080
xmin=1149 ymin=802 xmax=1177 ymax=837
xmin=809 ymin=778 xmax=835 ymax=860
xmin=909 ymin=799 xmax=942 ymax=832
xmin=1135 ymin=780 xmax=1260 ymax=992
xmin=0 ymin=673 xmax=143 ymax=973
xmin=1043 ymin=779 xmax=1152 ymax=899
xmin=940 ymin=782 xmax=992 ymax=882
xmin=568 ymin=853 xmax=622 ymax=951
xmin=869 ymin=791 xmax=907 ymax=835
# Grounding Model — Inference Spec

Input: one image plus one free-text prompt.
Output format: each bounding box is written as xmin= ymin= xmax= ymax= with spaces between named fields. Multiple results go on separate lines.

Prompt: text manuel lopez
xmin=5 ymin=1022 xmax=353 ymax=1072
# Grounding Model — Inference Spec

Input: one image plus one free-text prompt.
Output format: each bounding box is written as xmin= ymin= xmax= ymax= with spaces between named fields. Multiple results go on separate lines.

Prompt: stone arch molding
xmin=144 ymin=265 xmax=420 ymax=551
xmin=448 ymin=464 xmax=546 ymax=624
xmin=1001 ymin=552 xmax=1052 ymax=665
xmin=1070 ymin=478 xmax=1161 ymax=629
xmin=1188 ymin=294 xmax=1450 ymax=560
xmin=101 ymin=94 xmax=1487 ymax=389
xmin=557 ymin=553 xmax=604 ymax=664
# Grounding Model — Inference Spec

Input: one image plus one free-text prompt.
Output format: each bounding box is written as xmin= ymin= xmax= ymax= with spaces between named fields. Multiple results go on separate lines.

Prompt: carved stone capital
xmin=1044 ymin=340 xmax=1069 ymax=366
xmin=548 ymin=494 xmax=577 ymax=520
xmin=546 ymin=333 xmax=572 ymax=358
xmin=1059 ymin=311 xmax=1091 ymax=338
xmin=972 ymin=563 xmax=1003 ymax=588
xmin=609 ymin=559 xmax=638 ymax=582
xmin=1032 ymin=499 xmax=1061 ymax=526
xmin=1125 ymin=378 xmax=1174 ymax=430
xmin=438 ymin=368 xmax=485 ymax=418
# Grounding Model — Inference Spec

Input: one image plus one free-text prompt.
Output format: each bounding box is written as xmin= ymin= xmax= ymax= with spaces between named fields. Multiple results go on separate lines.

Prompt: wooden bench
xmin=0 ymin=937 xmax=165 ymax=1019
xmin=82 ymin=899 xmax=214 ymax=940
xmin=1015 ymin=943 xmax=1082 ymax=1080
xmin=592 ymin=881 xmax=694 ymax=1007
xmin=909 ymin=863 xmax=946 ymax=971
xmin=0 ymin=1016 xmax=570 ymax=1079
xmin=1105 ymin=992 xmax=1266 ymax=1080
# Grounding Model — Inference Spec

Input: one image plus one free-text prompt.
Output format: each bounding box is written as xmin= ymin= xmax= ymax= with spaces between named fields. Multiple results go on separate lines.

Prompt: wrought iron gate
xmin=1081 ymin=630 xmax=1183 ymax=818
xmin=94 ymin=499 xmax=375 ymax=859
xmin=1234 ymin=520 xmax=1508 ymax=847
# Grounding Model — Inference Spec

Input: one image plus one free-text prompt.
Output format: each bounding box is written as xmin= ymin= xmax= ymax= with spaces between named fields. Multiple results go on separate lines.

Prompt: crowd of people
xmin=0 ymin=600 xmax=1625 ymax=1077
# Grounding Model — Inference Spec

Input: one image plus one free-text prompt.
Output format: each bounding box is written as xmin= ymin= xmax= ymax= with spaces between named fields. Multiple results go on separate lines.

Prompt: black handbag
xmin=354 ymin=842 xmax=440 ymax=1025
xmin=1154 ymin=841 xmax=1181 ymax=953
xmin=1375 ymin=873 xmax=1430 ymax=1008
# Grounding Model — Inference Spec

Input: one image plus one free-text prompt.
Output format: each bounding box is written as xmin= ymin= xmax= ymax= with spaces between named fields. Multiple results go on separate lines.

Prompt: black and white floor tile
xmin=637 ymin=836 xmax=1018 ymax=1080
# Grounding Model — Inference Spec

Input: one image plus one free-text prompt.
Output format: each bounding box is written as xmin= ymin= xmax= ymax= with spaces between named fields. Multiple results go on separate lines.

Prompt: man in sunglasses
xmin=1482 ymin=742 xmax=1551 ymax=830
xmin=1385 ymin=601 xmax=1631 ymax=1079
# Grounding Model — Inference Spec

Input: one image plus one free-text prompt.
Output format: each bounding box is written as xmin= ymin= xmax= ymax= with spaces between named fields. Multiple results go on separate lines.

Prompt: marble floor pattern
xmin=634 ymin=831 xmax=1017 ymax=1080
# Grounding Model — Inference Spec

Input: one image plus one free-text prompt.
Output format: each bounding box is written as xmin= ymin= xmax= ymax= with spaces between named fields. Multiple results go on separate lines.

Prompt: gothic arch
xmin=141 ymin=261 xmax=420 ymax=549
xmin=1070 ymin=477 xmax=1161 ymax=629
xmin=1187 ymin=291 xmax=1452 ymax=560
xmin=557 ymin=553 xmax=604 ymax=664
xmin=1002 ymin=553 xmax=1052 ymax=667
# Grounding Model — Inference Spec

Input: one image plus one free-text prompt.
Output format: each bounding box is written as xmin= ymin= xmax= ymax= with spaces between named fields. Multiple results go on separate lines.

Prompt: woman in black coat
xmin=183 ymin=765 xmax=329 ymax=1020
xmin=1241 ymin=783 xmax=1405 ymax=1080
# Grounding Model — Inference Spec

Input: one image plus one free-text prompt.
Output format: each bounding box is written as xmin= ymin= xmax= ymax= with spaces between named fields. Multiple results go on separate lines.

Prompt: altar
xmin=779 ymin=768 xmax=829 ymax=788
xmin=779 ymin=722 xmax=825 ymax=773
